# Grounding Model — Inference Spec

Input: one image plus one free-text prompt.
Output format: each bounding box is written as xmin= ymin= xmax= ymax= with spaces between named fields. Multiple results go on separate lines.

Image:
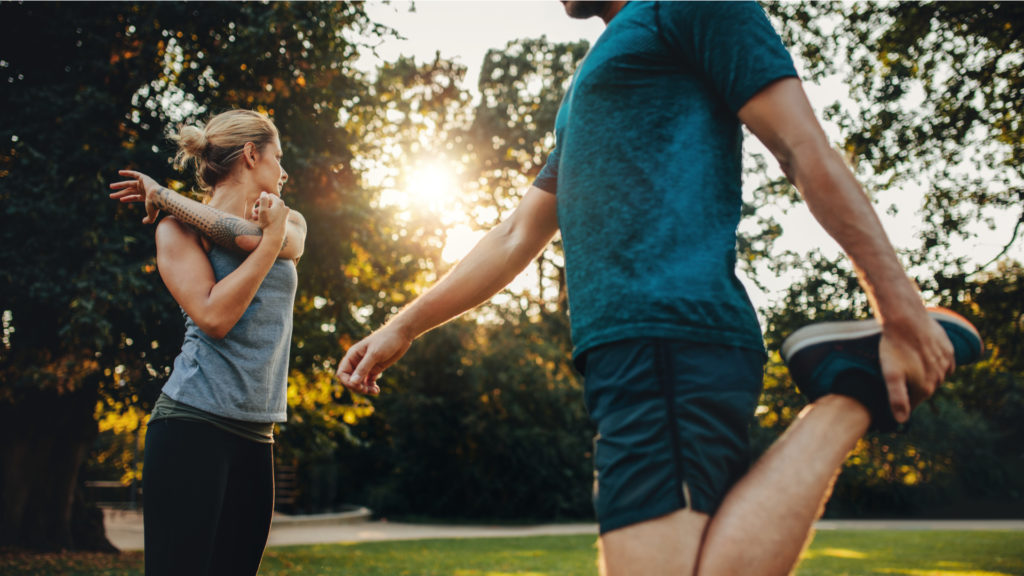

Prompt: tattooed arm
xmin=109 ymin=169 xmax=306 ymax=261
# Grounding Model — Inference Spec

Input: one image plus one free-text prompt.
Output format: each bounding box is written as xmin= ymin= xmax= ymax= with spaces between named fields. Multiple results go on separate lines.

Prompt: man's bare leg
xmin=598 ymin=394 xmax=869 ymax=576
xmin=698 ymin=394 xmax=869 ymax=575
xmin=600 ymin=508 xmax=709 ymax=576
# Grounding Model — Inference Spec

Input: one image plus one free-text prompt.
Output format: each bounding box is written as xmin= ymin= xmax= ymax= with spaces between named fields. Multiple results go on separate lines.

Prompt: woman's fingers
xmin=109 ymin=190 xmax=143 ymax=202
xmin=109 ymin=180 xmax=143 ymax=203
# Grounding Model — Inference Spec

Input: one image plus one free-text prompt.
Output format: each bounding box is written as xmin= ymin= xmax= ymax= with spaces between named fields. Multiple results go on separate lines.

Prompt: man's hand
xmin=109 ymin=169 xmax=164 ymax=224
xmin=336 ymin=326 xmax=414 ymax=396
xmin=878 ymin=311 xmax=955 ymax=423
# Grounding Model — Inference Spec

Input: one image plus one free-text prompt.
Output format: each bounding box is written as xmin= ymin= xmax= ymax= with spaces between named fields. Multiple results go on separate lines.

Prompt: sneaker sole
xmin=781 ymin=307 xmax=983 ymax=363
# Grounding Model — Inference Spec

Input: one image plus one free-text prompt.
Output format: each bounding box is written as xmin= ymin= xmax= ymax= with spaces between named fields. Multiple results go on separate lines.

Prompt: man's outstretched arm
xmin=109 ymin=169 xmax=305 ymax=260
xmin=738 ymin=77 xmax=954 ymax=423
xmin=336 ymin=186 xmax=560 ymax=395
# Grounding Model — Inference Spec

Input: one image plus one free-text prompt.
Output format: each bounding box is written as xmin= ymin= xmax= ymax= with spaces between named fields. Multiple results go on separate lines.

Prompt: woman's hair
xmin=172 ymin=110 xmax=279 ymax=193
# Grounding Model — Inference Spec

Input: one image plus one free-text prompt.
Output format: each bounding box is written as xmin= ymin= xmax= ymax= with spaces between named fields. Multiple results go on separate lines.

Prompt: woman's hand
xmin=109 ymin=169 xmax=164 ymax=224
xmin=254 ymin=191 xmax=289 ymax=245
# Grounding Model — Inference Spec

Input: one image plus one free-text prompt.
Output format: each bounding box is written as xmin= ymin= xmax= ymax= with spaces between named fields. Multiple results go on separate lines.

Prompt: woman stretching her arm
xmin=111 ymin=110 xmax=298 ymax=576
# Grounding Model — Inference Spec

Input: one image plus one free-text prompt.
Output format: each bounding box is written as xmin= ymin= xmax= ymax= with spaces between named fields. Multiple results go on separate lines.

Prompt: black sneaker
xmin=781 ymin=307 xmax=984 ymax=432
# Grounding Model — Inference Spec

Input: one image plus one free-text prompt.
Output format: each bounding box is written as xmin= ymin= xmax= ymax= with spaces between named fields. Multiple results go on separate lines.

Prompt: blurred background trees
xmin=760 ymin=1 xmax=1024 ymax=516
xmin=0 ymin=0 xmax=1021 ymax=553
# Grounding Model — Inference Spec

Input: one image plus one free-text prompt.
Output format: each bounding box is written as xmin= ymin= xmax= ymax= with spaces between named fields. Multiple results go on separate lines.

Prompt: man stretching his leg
xmin=337 ymin=2 xmax=983 ymax=574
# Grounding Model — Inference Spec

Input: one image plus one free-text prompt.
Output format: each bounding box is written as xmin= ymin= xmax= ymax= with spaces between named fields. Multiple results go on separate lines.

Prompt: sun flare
xmin=405 ymin=165 xmax=457 ymax=213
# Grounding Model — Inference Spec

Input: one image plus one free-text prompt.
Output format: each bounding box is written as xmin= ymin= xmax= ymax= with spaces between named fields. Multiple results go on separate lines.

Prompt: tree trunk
xmin=0 ymin=378 xmax=117 ymax=552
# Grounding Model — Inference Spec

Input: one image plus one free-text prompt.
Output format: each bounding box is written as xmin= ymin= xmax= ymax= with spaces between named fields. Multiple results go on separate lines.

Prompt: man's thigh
xmin=583 ymin=339 xmax=765 ymax=534
xmin=599 ymin=508 xmax=710 ymax=576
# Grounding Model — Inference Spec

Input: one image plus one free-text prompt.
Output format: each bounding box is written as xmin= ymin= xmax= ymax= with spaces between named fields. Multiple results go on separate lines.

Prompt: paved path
xmin=103 ymin=508 xmax=599 ymax=551
xmin=103 ymin=509 xmax=1024 ymax=552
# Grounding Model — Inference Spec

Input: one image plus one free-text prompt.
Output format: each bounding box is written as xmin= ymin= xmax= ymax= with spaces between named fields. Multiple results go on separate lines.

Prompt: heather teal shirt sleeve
xmin=656 ymin=1 xmax=797 ymax=113
xmin=533 ymin=145 xmax=560 ymax=194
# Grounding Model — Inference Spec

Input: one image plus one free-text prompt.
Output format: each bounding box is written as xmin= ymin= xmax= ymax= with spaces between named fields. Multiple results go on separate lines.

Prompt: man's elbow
xmin=783 ymin=139 xmax=839 ymax=192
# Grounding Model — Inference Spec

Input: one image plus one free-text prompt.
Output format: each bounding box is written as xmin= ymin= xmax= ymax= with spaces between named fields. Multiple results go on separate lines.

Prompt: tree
xmin=312 ymin=37 xmax=598 ymax=520
xmin=764 ymin=1 xmax=1023 ymax=285
xmin=0 ymin=1 xmax=389 ymax=550
xmin=0 ymin=3 xmax=177 ymax=551
xmin=751 ymin=1 xmax=1024 ymax=516
xmin=465 ymin=37 xmax=589 ymax=322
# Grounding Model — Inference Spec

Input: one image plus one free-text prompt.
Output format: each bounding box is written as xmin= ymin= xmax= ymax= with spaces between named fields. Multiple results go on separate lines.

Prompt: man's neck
xmin=601 ymin=1 xmax=628 ymax=24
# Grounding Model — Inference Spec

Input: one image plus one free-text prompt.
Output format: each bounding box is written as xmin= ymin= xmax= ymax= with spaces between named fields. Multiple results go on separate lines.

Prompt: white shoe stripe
xmin=780 ymin=309 xmax=980 ymax=361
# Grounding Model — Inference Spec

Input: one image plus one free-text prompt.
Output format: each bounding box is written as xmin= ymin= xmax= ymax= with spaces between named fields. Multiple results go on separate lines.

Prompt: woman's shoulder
xmin=155 ymin=216 xmax=206 ymax=252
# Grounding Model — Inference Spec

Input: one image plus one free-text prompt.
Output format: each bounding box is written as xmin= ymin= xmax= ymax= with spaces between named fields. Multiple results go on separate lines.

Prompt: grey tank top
xmin=161 ymin=246 xmax=297 ymax=423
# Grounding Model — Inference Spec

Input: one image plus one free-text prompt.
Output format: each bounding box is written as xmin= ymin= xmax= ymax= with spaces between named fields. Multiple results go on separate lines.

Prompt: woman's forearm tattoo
xmin=210 ymin=217 xmax=261 ymax=250
xmin=156 ymin=186 xmax=262 ymax=252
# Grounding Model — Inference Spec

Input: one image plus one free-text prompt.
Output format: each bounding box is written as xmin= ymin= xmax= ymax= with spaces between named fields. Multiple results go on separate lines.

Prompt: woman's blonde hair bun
xmin=171 ymin=110 xmax=278 ymax=194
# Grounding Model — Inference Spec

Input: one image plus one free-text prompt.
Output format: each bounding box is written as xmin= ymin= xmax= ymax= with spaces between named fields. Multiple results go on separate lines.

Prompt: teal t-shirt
xmin=533 ymin=1 xmax=797 ymax=360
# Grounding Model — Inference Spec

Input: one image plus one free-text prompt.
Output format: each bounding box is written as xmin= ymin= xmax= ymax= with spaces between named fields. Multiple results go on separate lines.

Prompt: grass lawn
xmin=2 ymin=531 xmax=1022 ymax=575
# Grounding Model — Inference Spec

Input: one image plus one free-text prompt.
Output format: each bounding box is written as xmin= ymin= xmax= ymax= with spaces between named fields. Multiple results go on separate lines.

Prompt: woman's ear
xmin=243 ymin=142 xmax=257 ymax=168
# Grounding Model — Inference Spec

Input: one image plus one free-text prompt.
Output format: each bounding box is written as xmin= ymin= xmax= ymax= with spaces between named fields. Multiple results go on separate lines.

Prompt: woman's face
xmin=253 ymin=136 xmax=287 ymax=197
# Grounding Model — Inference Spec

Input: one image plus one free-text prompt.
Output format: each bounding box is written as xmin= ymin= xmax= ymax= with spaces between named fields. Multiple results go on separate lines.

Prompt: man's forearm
xmin=390 ymin=222 xmax=531 ymax=340
xmin=388 ymin=188 xmax=559 ymax=340
xmin=793 ymin=146 xmax=924 ymax=322
xmin=735 ymin=78 xmax=927 ymax=326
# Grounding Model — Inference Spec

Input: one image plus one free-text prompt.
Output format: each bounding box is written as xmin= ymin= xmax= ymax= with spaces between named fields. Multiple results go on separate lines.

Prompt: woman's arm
xmin=110 ymin=169 xmax=305 ymax=261
xmin=156 ymin=191 xmax=290 ymax=340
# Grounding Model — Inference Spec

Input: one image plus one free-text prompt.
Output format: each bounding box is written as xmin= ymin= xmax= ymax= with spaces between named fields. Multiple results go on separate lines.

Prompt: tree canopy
xmin=1 ymin=0 xmax=1022 ymax=552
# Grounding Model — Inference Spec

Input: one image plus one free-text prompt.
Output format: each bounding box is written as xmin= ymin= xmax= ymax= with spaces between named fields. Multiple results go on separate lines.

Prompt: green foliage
xmin=324 ymin=37 xmax=593 ymax=521
xmin=828 ymin=394 xmax=1005 ymax=517
xmin=765 ymin=1 xmax=1024 ymax=282
xmin=754 ymin=2 xmax=1024 ymax=516
xmin=0 ymin=2 xmax=180 ymax=401
xmin=351 ymin=316 xmax=593 ymax=520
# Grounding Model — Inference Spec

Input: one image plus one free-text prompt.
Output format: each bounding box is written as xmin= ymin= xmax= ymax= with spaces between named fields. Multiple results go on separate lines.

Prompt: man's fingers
xmin=883 ymin=366 xmax=911 ymax=423
xmin=337 ymin=344 xmax=370 ymax=385
xmin=335 ymin=348 xmax=358 ymax=380
xmin=350 ymin=350 xmax=387 ymax=393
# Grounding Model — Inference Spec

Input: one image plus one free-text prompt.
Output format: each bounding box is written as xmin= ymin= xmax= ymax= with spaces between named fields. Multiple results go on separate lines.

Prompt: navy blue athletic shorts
xmin=580 ymin=339 xmax=765 ymax=534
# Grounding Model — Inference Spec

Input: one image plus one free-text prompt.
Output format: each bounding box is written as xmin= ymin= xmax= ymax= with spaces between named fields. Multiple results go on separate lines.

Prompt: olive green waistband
xmin=150 ymin=393 xmax=275 ymax=444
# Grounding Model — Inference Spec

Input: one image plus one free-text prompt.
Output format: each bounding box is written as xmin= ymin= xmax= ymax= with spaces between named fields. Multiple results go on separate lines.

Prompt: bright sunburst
xmin=379 ymin=161 xmax=488 ymax=264
xmin=404 ymin=165 xmax=457 ymax=213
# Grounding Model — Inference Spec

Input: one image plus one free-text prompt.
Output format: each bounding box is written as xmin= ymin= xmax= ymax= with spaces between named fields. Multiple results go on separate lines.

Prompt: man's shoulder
xmin=653 ymin=0 xmax=770 ymax=34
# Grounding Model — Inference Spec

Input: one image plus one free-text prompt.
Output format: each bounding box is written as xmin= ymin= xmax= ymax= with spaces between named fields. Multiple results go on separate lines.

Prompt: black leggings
xmin=143 ymin=418 xmax=274 ymax=576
